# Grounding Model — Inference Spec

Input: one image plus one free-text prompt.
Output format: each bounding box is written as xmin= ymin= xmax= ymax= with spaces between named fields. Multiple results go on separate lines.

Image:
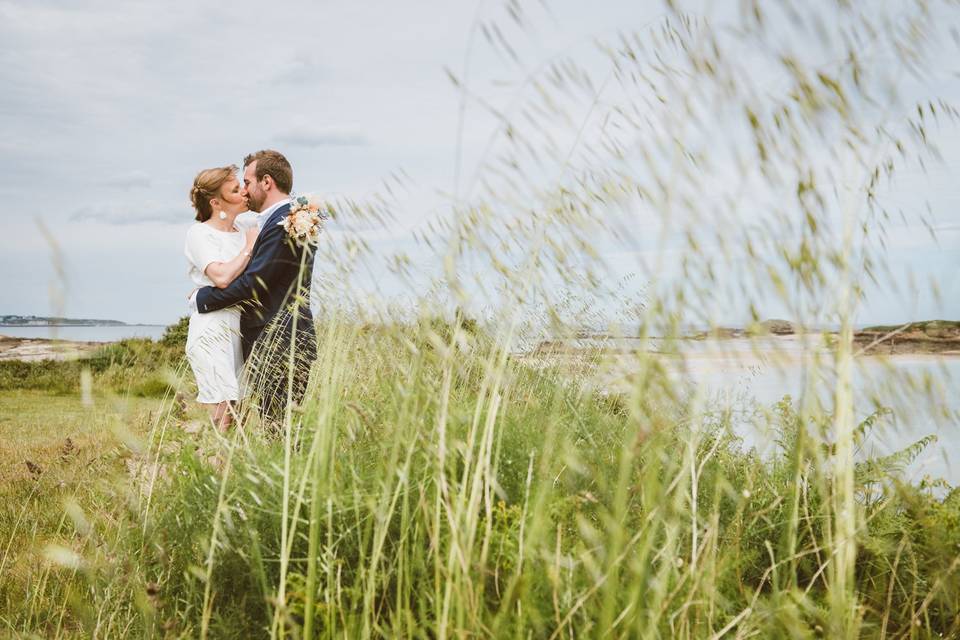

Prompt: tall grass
xmin=6 ymin=317 xmax=958 ymax=637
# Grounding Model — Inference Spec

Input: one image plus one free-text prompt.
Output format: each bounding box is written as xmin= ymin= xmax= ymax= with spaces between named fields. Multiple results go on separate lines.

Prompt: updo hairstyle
xmin=189 ymin=165 xmax=238 ymax=222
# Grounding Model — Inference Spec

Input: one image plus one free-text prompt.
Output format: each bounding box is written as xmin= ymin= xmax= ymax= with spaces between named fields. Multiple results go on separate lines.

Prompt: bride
xmin=184 ymin=165 xmax=258 ymax=431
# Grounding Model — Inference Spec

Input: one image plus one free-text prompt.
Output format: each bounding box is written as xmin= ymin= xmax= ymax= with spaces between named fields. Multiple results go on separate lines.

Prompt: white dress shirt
xmin=256 ymin=197 xmax=292 ymax=230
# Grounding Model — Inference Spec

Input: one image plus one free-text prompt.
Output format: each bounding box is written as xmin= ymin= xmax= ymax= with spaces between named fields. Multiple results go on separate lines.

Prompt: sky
xmin=1 ymin=0 xmax=957 ymax=327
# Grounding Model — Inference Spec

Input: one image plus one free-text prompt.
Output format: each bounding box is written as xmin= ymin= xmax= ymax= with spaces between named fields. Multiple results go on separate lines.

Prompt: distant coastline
xmin=0 ymin=324 xmax=168 ymax=353
xmin=530 ymin=319 xmax=960 ymax=357
xmin=0 ymin=314 xmax=162 ymax=328
xmin=688 ymin=319 xmax=960 ymax=356
xmin=2 ymin=318 xmax=958 ymax=362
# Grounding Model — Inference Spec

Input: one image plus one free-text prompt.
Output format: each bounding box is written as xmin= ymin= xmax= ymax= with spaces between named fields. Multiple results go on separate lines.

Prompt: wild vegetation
xmin=1 ymin=317 xmax=958 ymax=638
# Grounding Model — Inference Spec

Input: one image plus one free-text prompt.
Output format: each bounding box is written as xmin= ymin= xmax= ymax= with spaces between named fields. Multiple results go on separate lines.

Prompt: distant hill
xmin=0 ymin=315 xmax=127 ymax=327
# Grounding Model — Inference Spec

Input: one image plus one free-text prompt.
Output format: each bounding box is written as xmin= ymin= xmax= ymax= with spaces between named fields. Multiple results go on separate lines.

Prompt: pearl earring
xmin=218 ymin=211 xmax=227 ymax=220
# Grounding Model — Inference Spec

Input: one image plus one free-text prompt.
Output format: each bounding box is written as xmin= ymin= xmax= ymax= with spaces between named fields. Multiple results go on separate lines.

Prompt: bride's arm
xmin=196 ymin=221 xmax=294 ymax=314
xmin=204 ymin=228 xmax=259 ymax=289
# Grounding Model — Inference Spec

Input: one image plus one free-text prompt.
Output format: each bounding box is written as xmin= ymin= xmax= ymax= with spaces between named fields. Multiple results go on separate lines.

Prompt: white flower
xmin=294 ymin=217 xmax=311 ymax=236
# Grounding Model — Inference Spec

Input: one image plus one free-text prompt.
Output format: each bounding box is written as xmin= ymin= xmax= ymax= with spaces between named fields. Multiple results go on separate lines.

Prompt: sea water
xmin=596 ymin=336 xmax=959 ymax=486
xmin=0 ymin=325 xmax=167 ymax=342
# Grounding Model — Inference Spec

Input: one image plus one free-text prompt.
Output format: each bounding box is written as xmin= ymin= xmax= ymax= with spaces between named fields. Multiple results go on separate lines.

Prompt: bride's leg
xmin=211 ymin=401 xmax=233 ymax=433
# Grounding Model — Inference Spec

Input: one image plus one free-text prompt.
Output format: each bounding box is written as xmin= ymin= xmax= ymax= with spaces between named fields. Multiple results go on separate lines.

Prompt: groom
xmin=192 ymin=149 xmax=317 ymax=423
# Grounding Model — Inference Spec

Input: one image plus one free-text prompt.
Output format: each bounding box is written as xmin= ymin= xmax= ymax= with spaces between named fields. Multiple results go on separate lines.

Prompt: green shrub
xmin=160 ymin=316 xmax=190 ymax=351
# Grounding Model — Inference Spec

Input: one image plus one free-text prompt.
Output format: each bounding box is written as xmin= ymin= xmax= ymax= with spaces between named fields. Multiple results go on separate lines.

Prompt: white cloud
xmin=270 ymin=50 xmax=331 ymax=86
xmin=69 ymin=201 xmax=184 ymax=226
xmin=275 ymin=126 xmax=369 ymax=148
xmin=100 ymin=170 xmax=152 ymax=189
xmin=0 ymin=0 xmax=958 ymax=325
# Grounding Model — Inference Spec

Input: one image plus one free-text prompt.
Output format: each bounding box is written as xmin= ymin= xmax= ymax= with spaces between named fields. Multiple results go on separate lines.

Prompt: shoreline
xmin=4 ymin=329 xmax=958 ymax=364
xmin=0 ymin=324 xmax=164 ymax=328
xmin=530 ymin=325 xmax=960 ymax=358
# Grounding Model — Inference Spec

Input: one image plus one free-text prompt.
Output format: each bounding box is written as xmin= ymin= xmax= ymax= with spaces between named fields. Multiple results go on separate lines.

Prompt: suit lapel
xmin=265 ymin=202 xmax=292 ymax=230
xmin=251 ymin=202 xmax=292 ymax=254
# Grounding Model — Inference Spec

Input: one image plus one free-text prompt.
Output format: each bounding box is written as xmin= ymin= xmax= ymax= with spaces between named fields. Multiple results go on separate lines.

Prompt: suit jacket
xmin=196 ymin=202 xmax=315 ymax=359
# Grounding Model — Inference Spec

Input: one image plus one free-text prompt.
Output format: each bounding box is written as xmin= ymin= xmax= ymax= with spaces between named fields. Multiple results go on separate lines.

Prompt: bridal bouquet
xmin=279 ymin=195 xmax=328 ymax=247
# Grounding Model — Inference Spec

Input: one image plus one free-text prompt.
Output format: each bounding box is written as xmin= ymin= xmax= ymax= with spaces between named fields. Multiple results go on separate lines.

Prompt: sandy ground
xmin=0 ymin=335 xmax=102 ymax=362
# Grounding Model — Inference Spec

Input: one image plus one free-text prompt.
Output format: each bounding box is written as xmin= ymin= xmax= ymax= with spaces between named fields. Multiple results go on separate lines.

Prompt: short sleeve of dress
xmin=184 ymin=225 xmax=220 ymax=276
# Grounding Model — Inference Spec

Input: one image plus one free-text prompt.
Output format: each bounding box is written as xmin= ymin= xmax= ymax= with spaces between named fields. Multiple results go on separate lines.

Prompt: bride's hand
xmin=244 ymin=227 xmax=259 ymax=250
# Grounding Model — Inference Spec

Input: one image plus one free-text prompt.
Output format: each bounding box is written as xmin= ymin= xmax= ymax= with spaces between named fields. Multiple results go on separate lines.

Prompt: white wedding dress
xmin=183 ymin=217 xmax=256 ymax=403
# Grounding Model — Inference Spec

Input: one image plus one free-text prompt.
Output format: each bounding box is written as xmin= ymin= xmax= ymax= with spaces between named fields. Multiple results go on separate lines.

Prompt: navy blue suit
xmin=196 ymin=202 xmax=316 ymax=421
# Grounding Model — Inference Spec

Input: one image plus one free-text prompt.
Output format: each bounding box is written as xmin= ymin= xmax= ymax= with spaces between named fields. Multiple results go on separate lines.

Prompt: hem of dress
xmin=195 ymin=394 xmax=240 ymax=404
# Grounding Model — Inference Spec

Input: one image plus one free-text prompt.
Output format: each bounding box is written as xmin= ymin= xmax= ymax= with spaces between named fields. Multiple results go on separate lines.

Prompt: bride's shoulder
xmin=234 ymin=211 xmax=258 ymax=230
xmin=185 ymin=222 xmax=214 ymax=244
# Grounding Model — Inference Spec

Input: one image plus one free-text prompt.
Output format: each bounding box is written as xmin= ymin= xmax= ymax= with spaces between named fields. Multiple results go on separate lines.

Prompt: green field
xmin=1 ymin=319 xmax=958 ymax=638
xmin=0 ymin=390 xmax=161 ymax=635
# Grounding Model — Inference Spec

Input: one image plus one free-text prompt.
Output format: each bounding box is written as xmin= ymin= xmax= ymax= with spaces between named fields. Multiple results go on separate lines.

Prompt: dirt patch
xmin=853 ymin=330 xmax=960 ymax=356
xmin=0 ymin=335 xmax=101 ymax=362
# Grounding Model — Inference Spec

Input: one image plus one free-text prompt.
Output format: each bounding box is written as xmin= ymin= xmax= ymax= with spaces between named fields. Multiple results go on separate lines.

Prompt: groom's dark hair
xmin=244 ymin=149 xmax=293 ymax=194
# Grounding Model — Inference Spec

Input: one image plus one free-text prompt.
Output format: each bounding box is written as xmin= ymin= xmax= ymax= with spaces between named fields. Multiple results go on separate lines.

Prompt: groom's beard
xmin=246 ymin=194 xmax=264 ymax=212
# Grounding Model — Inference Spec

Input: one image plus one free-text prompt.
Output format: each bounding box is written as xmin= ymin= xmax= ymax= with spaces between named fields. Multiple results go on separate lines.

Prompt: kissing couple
xmin=183 ymin=149 xmax=319 ymax=432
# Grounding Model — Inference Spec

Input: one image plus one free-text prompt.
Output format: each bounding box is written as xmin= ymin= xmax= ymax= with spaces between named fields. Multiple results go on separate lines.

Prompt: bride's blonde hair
xmin=190 ymin=165 xmax=238 ymax=222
